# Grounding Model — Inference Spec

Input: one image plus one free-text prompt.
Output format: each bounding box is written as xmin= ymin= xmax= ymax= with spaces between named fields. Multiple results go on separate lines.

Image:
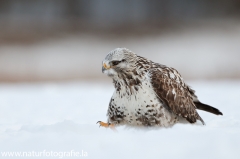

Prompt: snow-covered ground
xmin=0 ymin=80 xmax=239 ymax=159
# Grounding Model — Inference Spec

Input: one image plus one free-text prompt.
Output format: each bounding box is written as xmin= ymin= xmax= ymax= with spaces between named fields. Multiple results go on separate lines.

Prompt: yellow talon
xmin=96 ymin=121 xmax=117 ymax=131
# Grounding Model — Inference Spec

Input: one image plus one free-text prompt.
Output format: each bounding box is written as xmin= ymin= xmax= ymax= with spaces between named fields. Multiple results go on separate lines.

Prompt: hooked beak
xmin=102 ymin=62 xmax=110 ymax=73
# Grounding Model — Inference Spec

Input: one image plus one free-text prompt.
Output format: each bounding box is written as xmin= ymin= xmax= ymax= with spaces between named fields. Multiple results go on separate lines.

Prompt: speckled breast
xmin=108 ymin=76 xmax=178 ymax=127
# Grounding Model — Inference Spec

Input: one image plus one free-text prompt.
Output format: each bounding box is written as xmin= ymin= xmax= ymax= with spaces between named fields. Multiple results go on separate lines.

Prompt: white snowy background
xmin=0 ymin=80 xmax=239 ymax=159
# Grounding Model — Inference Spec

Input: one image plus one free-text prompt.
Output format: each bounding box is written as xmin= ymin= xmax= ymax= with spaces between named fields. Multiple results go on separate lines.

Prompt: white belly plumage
xmin=108 ymin=76 xmax=178 ymax=127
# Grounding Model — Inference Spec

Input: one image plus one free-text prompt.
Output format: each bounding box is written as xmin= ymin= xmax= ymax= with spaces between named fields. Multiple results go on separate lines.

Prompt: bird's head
xmin=102 ymin=48 xmax=137 ymax=78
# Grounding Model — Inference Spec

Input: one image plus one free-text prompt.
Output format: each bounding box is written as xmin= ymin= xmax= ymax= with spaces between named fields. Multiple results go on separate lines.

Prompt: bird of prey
xmin=97 ymin=48 xmax=222 ymax=128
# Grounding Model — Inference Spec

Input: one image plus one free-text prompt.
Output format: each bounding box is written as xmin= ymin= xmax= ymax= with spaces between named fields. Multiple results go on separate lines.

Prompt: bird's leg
xmin=96 ymin=121 xmax=116 ymax=131
xmin=96 ymin=121 xmax=110 ymax=128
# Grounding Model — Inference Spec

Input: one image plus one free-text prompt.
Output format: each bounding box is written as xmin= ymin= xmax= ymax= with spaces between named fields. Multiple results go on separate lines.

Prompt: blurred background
xmin=1 ymin=1 xmax=240 ymax=157
xmin=0 ymin=0 xmax=240 ymax=82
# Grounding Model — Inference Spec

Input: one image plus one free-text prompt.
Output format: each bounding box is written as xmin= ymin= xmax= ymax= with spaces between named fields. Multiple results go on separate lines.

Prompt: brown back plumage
xmin=148 ymin=62 xmax=205 ymax=124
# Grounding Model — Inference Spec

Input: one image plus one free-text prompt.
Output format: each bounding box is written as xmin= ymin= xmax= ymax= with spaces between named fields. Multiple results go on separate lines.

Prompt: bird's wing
xmin=149 ymin=64 xmax=204 ymax=124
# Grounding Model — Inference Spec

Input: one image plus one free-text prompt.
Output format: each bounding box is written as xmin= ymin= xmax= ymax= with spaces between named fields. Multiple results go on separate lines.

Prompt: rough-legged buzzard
xmin=97 ymin=48 xmax=222 ymax=128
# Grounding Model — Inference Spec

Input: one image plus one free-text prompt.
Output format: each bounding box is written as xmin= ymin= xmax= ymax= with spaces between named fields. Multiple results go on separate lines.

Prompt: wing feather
xmin=149 ymin=64 xmax=204 ymax=124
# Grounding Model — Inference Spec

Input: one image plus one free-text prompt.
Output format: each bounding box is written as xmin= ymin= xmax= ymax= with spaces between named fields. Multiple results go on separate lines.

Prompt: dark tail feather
xmin=194 ymin=102 xmax=223 ymax=115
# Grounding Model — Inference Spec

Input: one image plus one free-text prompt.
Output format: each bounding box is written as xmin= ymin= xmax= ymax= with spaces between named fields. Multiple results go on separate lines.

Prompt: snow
xmin=0 ymin=81 xmax=240 ymax=159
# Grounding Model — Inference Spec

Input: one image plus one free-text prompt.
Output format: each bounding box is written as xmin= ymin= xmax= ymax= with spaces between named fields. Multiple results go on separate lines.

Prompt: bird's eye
xmin=112 ymin=61 xmax=121 ymax=66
